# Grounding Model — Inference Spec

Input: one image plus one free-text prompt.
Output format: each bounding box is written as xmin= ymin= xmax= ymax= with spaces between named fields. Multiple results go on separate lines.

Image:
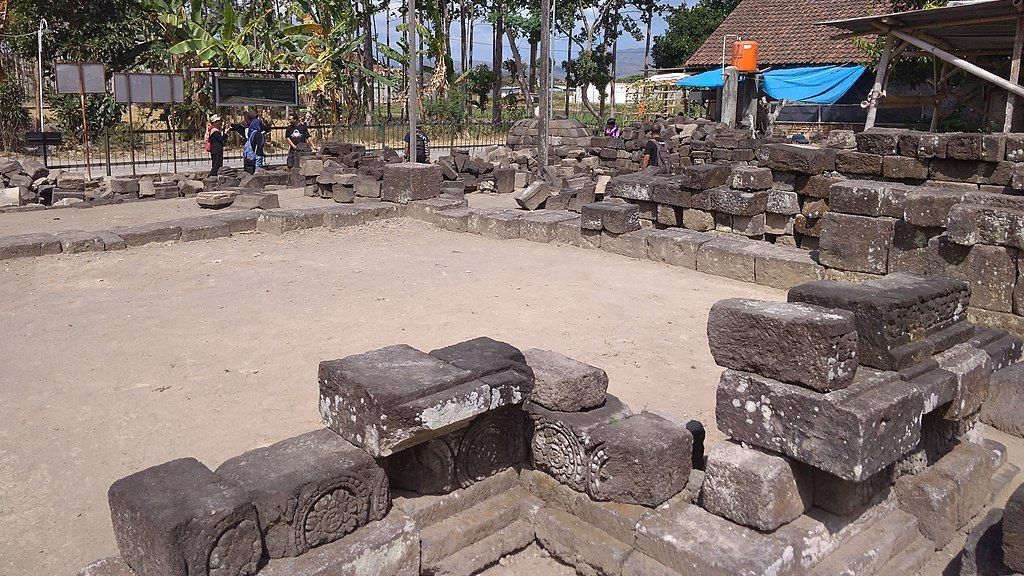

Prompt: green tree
xmin=651 ymin=0 xmax=740 ymax=69
xmin=0 ymin=78 xmax=31 ymax=151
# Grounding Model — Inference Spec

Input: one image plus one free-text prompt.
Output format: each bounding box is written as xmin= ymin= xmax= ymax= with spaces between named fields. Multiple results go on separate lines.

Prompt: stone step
xmin=423 ymin=519 xmax=535 ymax=576
xmin=810 ymin=507 xmax=922 ymax=576
xmin=420 ymin=487 xmax=539 ymax=567
xmin=878 ymin=534 xmax=934 ymax=576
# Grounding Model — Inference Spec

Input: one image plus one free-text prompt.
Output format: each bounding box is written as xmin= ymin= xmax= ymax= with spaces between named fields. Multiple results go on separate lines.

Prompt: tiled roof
xmin=686 ymin=0 xmax=888 ymax=68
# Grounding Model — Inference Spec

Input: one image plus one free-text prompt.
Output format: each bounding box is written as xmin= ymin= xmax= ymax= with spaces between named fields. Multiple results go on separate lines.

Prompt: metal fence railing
xmin=39 ymin=111 xmax=669 ymax=175
xmin=41 ymin=120 xmax=523 ymax=175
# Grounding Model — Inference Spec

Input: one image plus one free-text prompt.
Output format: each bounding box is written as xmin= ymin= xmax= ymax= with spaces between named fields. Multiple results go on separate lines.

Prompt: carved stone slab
xmin=108 ymin=458 xmax=262 ymax=576
xmin=215 ymin=429 xmax=390 ymax=559
xmin=319 ymin=339 xmax=533 ymax=457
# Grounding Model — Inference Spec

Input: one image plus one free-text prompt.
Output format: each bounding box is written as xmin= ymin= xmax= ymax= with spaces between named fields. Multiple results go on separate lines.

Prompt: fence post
xmin=105 ymin=131 xmax=112 ymax=176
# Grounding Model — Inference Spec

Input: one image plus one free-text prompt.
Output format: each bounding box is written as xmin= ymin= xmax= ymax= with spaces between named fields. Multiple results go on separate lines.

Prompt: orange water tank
xmin=732 ymin=40 xmax=759 ymax=72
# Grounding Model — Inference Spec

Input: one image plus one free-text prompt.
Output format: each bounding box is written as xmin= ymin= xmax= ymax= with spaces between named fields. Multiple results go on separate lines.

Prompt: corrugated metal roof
xmin=686 ymin=0 xmax=889 ymax=67
xmin=820 ymin=0 xmax=1021 ymax=54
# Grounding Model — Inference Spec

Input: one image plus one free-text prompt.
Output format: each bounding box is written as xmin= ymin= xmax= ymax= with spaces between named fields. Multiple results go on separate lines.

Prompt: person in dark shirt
xmin=641 ymin=125 xmax=664 ymax=169
xmin=205 ymin=115 xmax=228 ymax=177
xmin=403 ymin=128 xmax=429 ymax=163
xmin=285 ymin=112 xmax=312 ymax=168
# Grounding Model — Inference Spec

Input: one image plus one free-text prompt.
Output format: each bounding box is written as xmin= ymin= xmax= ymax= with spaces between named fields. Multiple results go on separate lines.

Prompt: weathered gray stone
xmin=728 ymin=166 xmax=772 ymax=190
xmin=601 ymin=229 xmax=655 ymax=259
xmin=701 ymin=441 xmax=812 ymax=531
xmin=766 ymin=190 xmax=799 ymax=215
xmin=586 ymin=412 xmax=692 ymax=507
xmin=948 ymin=202 xmax=1024 ymax=249
xmin=319 ymin=340 xmax=532 ymax=457
xmin=634 ymin=497 xmax=799 ymax=576
xmin=176 ymin=217 xmax=231 ymax=242
xmin=788 ymin=274 xmax=972 ymax=371
xmin=580 ymin=201 xmax=640 ymax=234
xmin=856 ymin=128 xmax=902 ymax=155
xmin=934 ymin=344 xmax=992 ymax=419
xmin=835 ymin=151 xmax=883 ymax=176
xmin=467 ymin=209 xmax=523 ymax=239
xmin=695 ymin=237 xmax=764 ymax=282
xmin=900 ymin=131 xmax=947 ymax=158
xmin=682 ymin=208 xmax=715 ymax=231
xmin=231 ymin=192 xmax=279 ymax=210
xmin=708 ymin=298 xmax=858 ymax=391
xmin=958 ymin=508 xmax=1005 ymax=576
xmin=256 ymin=208 xmax=325 ymax=235
xmin=706 ymin=187 xmax=768 ymax=216
xmin=525 ymin=396 xmax=633 ymax=492
xmin=883 ymin=155 xmax=929 ymax=180
xmin=524 ymin=348 xmax=608 ymax=412
xmin=1005 ymin=481 xmax=1024 ymax=572
xmin=754 ymin=244 xmax=825 ymax=290
xmin=384 ymin=407 xmax=528 ymax=495
xmin=765 ymin=144 xmax=832 ymax=174
xmin=677 ymin=164 xmax=730 ymax=190
xmin=514 ymin=181 xmax=551 ymax=210
xmin=108 ymin=458 xmax=262 ymax=576
xmin=646 ymin=228 xmax=711 ymax=268
xmin=829 ymin=179 xmax=907 ymax=218
xmin=904 ymin=188 xmax=964 ymax=227
xmin=717 ymin=368 xmax=923 ymax=481
xmin=196 ymin=191 xmax=236 ymax=209
xmin=535 ymin=507 xmax=632 ymax=575
xmin=110 ymin=222 xmax=182 ymax=247
xmin=818 ymin=212 xmax=895 ymax=275
xmin=382 ymin=162 xmax=441 ymax=204
xmin=982 ymin=364 xmax=1024 ymax=437
xmin=215 ymin=429 xmax=389 ymax=558
xmin=257 ymin=510 xmax=419 ymax=576
xmin=606 ymin=172 xmax=655 ymax=201
xmin=518 ymin=210 xmax=577 ymax=243
xmin=812 ymin=466 xmax=892 ymax=516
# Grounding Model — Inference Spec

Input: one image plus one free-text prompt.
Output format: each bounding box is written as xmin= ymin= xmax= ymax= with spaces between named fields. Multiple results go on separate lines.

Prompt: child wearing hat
xmin=205 ymin=115 xmax=228 ymax=177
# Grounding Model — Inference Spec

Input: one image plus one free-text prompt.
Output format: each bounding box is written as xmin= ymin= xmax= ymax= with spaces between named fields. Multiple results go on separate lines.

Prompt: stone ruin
xmin=78 ymin=272 xmax=1024 ymax=576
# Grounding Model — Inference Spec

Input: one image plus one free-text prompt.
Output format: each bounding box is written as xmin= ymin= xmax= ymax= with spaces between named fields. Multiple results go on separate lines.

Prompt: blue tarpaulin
xmin=676 ymin=68 xmax=732 ymax=89
xmin=762 ymin=65 xmax=866 ymax=104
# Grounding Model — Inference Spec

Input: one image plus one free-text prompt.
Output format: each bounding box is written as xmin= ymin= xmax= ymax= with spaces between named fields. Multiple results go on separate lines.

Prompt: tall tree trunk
xmin=528 ymin=40 xmax=537 ymax=91
xmin=610 ymin=37 xmax=617 ymax=116
xmin=565 ymin=32 xmax=573 ymax=116
xmin=492 ymin=10 xmax=503 ymax=124
xmin=505 ymin=28 xmax=534 ymax=115
xmin=363 ymin=0 xmax=374 ymax=123
xmin=460 ymin=0 xmax=468 ymax=72
xmin=580 ymin=84 xmax=598 ymax=117
xmin=643 ymin=6 xmax=653 ymax=79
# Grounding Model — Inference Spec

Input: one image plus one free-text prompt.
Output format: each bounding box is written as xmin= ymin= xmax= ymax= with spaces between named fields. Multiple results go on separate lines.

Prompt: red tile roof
xmin=686 ymin=0 xmax=889 ymax=68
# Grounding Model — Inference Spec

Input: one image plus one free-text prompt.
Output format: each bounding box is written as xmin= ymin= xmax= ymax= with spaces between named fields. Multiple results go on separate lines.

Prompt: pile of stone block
xmin=296 ymin=142 xmax=397 ymax=202
xmin=705 ymin=274 xmax=1021 ymax=571
xmin=435 ymin=146 xmax=535 ymax=196
xmin=0 ymin=156 xmax=49 ymax=207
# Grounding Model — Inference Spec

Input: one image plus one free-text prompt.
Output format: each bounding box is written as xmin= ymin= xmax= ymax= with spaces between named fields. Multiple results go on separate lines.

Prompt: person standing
xmin=205 ymin=115 xmax=228 ymax=177
xmin=605 ymin=118 xmax=621 ymax=138
xmin=403 ymin=127 xmax=429 ymax=163
xmin=285 ymin=112 xmax=312 ymax=168
xmin=242 ymin=110 xmax=265 ymax=174
xmin=641 ymin=125 xmax=667 ymax=170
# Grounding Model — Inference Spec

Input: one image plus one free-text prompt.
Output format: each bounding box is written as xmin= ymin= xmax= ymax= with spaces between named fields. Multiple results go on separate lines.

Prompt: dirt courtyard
xmin=0 ymin=218 xmax=785 ymax=575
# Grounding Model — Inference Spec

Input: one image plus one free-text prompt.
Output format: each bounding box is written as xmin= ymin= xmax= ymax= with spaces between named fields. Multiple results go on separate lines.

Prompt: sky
xmin=370 ymin=1 xmax=674 ymax=78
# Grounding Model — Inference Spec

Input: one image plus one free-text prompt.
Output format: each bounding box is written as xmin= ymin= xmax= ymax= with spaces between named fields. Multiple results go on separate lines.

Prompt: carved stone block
xmin=215 ymin=429 xmax=390 ymax=559
xmin=108 ymin=458 xmax=262 ymax=576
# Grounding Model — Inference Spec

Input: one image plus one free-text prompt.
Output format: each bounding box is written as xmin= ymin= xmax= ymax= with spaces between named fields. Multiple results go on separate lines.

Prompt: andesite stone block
xmin=708 ymin=298 xmax=858 ymax=391
xmin=707 ymin=187 xmax=768 ymax=216
xmin=467 ymin=208 xmax=524 ymax=239
xmin=695 ymin=237 xmax=764 ymax=283
xmin=835 ymin=150 xmax=883 ymax=176
xmin=882 ymin=155 xmax=929 ymax=180
xmin=318 ymin=340 xmax=533 ymax=457
xmin=646 ymin=228 xmax=711 ymax=269
xmin=176 ymin=217 xmax=231 ymax=242
xmin=580 ymin=201 xmax=640 ymax=234
xmin=676 ymin=163 xmax=730 ymax=190
xmin=382 ymin=162 xmax=441 ymax=204
xmin=829 ymin=179 xmax=907 ymax=218
xmin=0 ymin=232 xmax=63 ymax=259
xmin=728 ymin=166 xmax=772 ymax=190
xmin=701 ymin=441 xmax=812 ymax=531
xmin=717 ymin=368 xmax=923 ymax=481
xmin=817 ymin=212 xmax=895 ymax=275
xmin=606 ymin=172 xmax=655 ymax=201
xmin=215 ymin=429 xmax=389 ymax=559
xmin=766 ymin=190 xmax=799 ymax=215
xmin=788 ymin=274 xmax=971 ymax=371
xmin=524 ymin=348 xmax=608 ymax=412
xmin=518 ymin=210 xmax=578 ymax=243
xmin=1004 ymin=481 xmax=1024 ymax=572
xmin=753 ymin=244 xmax=825 ymax=291
xmin=110 ymin=222 xmax=182 ymax=247
xmin=108 ymin=458 xmax=262 ymax=576
xmin=856 ymin=127 xmax=902 ymax=155
xmin=514 ymin=181 xmax=550 ymax=210
xmin=765 ymin=143 xmax=832 ymax=174
xmin=981 ymin=363 xmax=1024 ymax=437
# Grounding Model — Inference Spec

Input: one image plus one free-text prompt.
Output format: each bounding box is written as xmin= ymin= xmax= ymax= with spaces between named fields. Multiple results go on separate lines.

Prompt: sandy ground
xmin=0 ymin=218 xmax=780 ymax=575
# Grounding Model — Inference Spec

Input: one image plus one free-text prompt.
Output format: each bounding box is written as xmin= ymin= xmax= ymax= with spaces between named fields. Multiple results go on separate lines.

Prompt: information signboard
xmin=215 ymin=76 xmax=298 ymax=107
xmin=113 ymin=73 xmax=186 ymax=104
xmin=55 ymin=63 xmax=106 ymax=94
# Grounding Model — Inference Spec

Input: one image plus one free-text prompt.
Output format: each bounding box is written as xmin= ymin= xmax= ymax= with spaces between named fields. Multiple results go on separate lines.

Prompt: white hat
xmin=209 ymin=114 xmax=222 ymax=122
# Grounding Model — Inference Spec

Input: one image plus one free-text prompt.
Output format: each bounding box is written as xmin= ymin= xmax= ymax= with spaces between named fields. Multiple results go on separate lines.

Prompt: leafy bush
xmin=0 ymin=79 xmax=31 ymax=151
xmin=422 ymin=88 xmax=471 ymax=126
xmin=47 ymin=91 xmax=126 ymax=143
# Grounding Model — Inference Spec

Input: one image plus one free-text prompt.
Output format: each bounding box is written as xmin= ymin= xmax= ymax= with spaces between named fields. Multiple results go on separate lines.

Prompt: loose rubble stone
xmin=585 ymin=412 xmax=692 ymax=507
xmin=514 ymin=181 xmax=550 ymax=210
xmin=108 ymin=458 xmax=262 ymax=576
xmin=717 ymin=368 xmax=923 ymax=481
xmin=382 ymin=162 xmax=441 ymax=204
xmin=319 ymin=340 xmax=532 ymax=457
xmin=215 ymin=429 xmax=390 ymax=558
xmin=707 ymin=298 xmax=858 ymax=391
xmin=524 ymin=348 xmax=608 ymax=412
xmin=701 ymin=441 xmax=812 ymax=531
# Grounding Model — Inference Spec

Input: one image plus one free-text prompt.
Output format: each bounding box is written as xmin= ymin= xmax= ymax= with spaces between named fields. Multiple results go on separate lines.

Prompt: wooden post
xmin=721 ymin=66 xmax=739 ymax=128
xmin=407 ymin=0 xmax=418 ymax=160
xmin=1005 ymin=13 xmax=1024 ymax=132
xmin=77 ymin=64 xmax=92 ymax=180
xmin=538 ymin=0 xmax=550 ymax=174
xmin=127 ymin=79 xmax=137 ymax=176
xmin=865 ymin=33 xmax=893 ymax=130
